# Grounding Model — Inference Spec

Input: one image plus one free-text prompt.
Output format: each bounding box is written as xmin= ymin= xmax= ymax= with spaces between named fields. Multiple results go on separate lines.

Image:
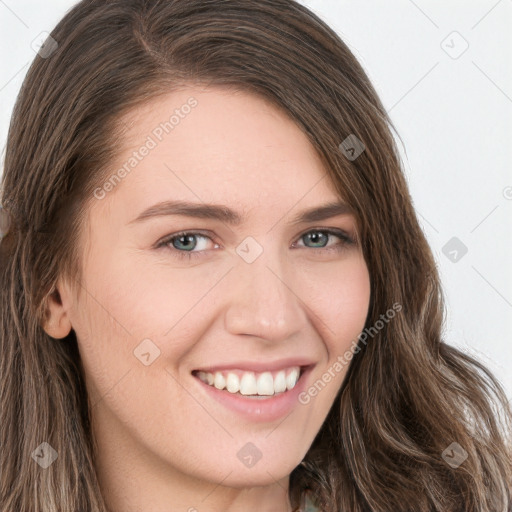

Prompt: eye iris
xmin=306 ymin=232 xmax=328 ymax=248
xmin=174 ymin=234 xmax=197 ymax=251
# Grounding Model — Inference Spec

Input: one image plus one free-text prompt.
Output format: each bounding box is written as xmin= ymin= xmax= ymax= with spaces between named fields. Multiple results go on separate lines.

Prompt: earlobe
xmin=42 ymin=285 xmax=73 ymax=339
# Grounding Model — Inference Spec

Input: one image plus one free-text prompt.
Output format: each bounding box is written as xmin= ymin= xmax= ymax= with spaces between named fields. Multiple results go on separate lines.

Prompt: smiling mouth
xmin=191 ymin=366 xmax=307 ymax=397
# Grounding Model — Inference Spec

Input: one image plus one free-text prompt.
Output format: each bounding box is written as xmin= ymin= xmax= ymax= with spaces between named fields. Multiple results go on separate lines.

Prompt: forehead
xmin=94 ymin=85 xmax=347 ymax=225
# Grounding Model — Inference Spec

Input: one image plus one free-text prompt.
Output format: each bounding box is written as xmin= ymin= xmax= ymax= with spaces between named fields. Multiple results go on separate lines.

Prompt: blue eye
xmin=294 ymin=229 xmax=354 ymax=251
xmin=156 ymin=228 xmax=355 ymax=260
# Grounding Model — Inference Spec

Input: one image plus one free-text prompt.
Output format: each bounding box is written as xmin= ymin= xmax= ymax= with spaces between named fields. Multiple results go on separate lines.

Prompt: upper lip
xmin=192 ymin=357 xmax=316 ymax=374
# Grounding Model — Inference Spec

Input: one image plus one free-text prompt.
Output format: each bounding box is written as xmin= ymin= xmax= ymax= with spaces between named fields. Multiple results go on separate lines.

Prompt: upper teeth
xmin=195 ymin=367 xmax=301 ymax=396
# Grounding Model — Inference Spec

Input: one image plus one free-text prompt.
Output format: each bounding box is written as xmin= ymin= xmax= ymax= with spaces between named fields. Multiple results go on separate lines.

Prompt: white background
xmin=1 ymin=1 xmax=511 ymax=401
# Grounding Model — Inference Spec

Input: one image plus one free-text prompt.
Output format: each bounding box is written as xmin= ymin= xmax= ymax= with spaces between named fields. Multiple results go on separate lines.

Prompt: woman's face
xmin=49 ymin=86 xmax=370 ymax=502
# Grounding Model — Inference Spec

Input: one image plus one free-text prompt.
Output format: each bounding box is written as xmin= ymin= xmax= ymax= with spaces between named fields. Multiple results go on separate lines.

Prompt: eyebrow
xmin=128 ymin=199 xmax=354 ymax=226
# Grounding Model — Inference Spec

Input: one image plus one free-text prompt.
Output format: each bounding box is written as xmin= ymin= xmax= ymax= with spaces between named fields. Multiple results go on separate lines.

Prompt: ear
xmin=42 ymin=280 xmax=73 ymax=339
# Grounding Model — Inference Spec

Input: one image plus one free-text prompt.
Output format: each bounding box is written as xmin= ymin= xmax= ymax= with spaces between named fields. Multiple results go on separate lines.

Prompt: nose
xmin=223 ymin=245 xmax=308 ymax=343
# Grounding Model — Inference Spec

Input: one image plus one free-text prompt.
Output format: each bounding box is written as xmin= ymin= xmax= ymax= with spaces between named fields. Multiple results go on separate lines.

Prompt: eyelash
xmin=155 ymin=228 xmax=355 ymax=261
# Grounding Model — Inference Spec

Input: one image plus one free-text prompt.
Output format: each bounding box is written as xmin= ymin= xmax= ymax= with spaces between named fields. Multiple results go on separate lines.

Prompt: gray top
xmin=303 ymin=492 xmax=319 ymax=511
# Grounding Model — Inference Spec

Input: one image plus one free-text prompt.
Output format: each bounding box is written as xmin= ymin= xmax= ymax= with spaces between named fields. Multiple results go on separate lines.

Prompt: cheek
xmin=305 ymin=254 xmax=371 ymax=353
xmin=71 ymin=251 xmax=224 ymax=406
xmin=294 ymin=255 xmax=370 ymax=414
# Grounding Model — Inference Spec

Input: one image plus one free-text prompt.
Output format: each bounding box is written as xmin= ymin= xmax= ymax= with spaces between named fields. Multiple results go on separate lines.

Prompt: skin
xmin=44 ymin=86 xmax=371 ymax=512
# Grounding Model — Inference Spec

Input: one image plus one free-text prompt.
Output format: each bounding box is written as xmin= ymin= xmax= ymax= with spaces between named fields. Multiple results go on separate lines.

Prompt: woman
xmin=1 ymin=1 xmax=511 ymax=511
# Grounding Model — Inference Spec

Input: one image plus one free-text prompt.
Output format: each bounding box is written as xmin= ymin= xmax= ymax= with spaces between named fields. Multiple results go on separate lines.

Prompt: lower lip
xmin=192 ymin=366 xmax=313 ymax=423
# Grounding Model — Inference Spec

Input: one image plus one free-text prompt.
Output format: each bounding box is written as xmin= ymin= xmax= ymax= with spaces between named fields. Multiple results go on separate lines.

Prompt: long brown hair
xmin=1 ymin=1 xmax=511 ymax=511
